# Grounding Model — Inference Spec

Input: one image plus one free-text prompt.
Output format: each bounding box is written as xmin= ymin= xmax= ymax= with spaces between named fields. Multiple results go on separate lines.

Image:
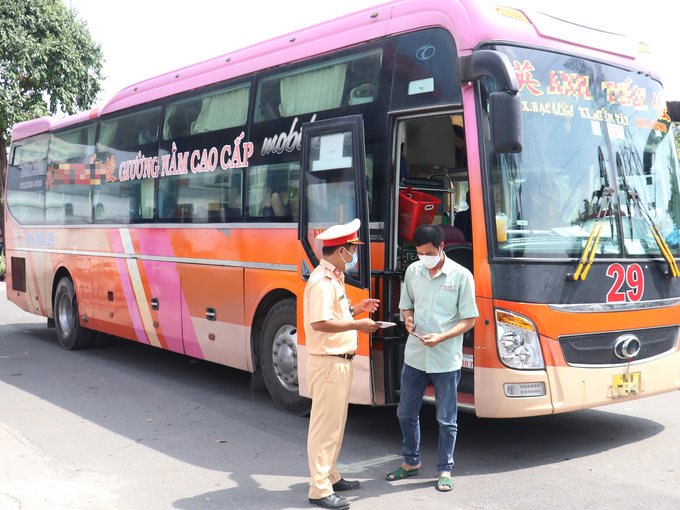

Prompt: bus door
xmin=392 ymin=112 xmax=476 ymax=409
xmin=296 ymin=115 xmax=374 ymax=404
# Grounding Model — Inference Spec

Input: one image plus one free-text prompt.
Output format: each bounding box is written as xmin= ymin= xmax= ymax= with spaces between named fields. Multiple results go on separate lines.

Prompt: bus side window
xmin=95 ymin=106 xmax=161 ymax=224
xmin=163 ymin=83 xmax=250 ymax=140
xmin=7 ymin=134 xmax=48 ymax=225
xmin=47 ymin=124 xmax=97 ymax=225
xmin=254 ymin=48 xmax=383 ymax=122
xmin=247 ymin=163 xmax=298 ymax=220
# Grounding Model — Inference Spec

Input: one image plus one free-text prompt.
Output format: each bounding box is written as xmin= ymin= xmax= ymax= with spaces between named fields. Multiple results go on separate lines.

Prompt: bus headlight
xmin=495 ymin=309 xmax=544 ymax=369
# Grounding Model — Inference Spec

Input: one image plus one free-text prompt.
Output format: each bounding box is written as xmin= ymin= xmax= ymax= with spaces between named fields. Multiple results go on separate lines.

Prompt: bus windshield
xmin=484 ymin=46 xmax=680 ymax=259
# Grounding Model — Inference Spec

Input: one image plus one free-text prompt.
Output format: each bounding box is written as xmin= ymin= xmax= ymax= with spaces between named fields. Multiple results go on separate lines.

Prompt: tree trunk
xmin=0 ymin=135 xmax=7 ymax=255
xmin=0 ymin=136 xmax=6 ymax=254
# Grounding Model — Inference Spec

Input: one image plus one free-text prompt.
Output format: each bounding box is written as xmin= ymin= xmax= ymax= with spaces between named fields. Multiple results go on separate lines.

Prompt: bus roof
xmin=11 ymin=0 xmax=659 ymax=142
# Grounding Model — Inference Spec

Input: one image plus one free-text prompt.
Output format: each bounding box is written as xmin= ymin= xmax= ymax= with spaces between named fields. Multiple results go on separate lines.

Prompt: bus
xmin=4 ymin=0 xmax=680 ymax=418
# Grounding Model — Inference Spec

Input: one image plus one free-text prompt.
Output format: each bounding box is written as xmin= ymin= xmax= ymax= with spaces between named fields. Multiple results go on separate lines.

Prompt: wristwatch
xmin=349 ymin=306 xmax=354 ymax=315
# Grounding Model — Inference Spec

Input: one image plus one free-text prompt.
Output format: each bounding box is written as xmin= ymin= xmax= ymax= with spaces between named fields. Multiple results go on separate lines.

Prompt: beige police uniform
xmin=304 ymin=258 xmax=358 ymax=500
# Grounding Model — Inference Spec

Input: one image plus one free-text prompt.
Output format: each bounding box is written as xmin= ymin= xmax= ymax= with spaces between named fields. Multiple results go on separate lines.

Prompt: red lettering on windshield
xmin=601 ymin=78 xmax=646 ymax=109
xmin=105 ymin=155 xmax=117 ymax=182
xmin=548 ymin=71 xmax=592 ymax=100
xmin=45 ymin=167 xmax=54 ymax=189
xmin=635 ymin=117 xmax=668 ymax=133
xmin=652 ymin=92 xmax=671 ymax=122
xmin=513 ymin=60 xmax=543 ymax=96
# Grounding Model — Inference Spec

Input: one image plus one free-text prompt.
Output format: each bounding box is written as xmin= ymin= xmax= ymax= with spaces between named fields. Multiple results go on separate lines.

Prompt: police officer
xmin=304 ymin=218 xmax=380 ymax=510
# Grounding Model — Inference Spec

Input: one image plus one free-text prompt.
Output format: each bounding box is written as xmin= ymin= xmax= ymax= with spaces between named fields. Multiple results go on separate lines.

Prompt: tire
xmin=53 ymin=277 xmax=94 ymax=350
xmin=261 ymin=299 xmax=311 ymax=416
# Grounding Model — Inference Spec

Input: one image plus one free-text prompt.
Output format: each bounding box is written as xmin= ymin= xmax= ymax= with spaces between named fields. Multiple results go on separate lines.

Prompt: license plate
xmin=612 ymin=372 xmax=640 ymax=398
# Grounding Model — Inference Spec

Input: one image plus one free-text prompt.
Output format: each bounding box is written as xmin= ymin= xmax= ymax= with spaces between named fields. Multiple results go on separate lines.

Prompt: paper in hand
xmin=374 ymin=321 xmax=397 ymax=329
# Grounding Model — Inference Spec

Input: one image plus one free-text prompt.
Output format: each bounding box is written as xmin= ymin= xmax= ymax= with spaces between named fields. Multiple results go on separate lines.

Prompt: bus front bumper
xmin=474 ymin=349 xmax=680 ymax=418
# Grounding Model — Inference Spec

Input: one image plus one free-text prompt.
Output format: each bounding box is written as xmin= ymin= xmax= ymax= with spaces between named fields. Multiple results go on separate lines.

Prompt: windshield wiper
xmin=616 ymin=152 xmax=635 ymax=239
xmin=616 ymin=149 xmax=679 ymax=276
xmin=573 ymin=147 xmax=614 ymax=280
xmin=573 ymin=187 xmax=613 ymax=280
xmin=628 ymin=188 xmax=680 ymax=277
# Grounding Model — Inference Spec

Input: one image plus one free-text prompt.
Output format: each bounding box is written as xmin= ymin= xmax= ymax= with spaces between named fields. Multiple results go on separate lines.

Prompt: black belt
xmin=329 ymin=353 xmax=355 ymax=360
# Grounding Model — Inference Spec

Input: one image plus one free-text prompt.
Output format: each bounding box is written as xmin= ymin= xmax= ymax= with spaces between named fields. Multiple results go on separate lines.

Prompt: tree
xmin=0 ymin=0 xmax=104 ymax=240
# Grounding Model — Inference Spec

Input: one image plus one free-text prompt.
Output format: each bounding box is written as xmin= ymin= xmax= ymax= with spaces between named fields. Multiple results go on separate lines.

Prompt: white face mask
xmin=340 ymin=247 xmax=358 ymax=270
xmin=418 ymin=251 xmax=441 ymax=269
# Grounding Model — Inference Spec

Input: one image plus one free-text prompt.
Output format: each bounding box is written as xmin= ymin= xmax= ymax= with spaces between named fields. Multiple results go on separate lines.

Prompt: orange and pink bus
xmin=5 ymin=0 xmax=680 ymax=417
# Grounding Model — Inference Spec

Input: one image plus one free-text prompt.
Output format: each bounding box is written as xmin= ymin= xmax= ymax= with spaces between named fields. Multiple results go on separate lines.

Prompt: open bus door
xmin=296 ymin=115 xmax=374 ymax=405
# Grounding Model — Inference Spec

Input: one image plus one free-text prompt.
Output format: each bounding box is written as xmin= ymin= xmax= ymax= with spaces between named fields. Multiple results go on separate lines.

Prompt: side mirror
xmin=459 ymin=50 xmax=523 ymax=154
xmin=667 ymin=101 xmax=680 ymax=123
xmin=490 ymin=91 xmax=523 ymax=153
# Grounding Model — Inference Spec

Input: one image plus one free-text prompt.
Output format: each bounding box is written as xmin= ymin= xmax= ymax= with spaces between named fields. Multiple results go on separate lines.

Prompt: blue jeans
xmin=397 ymin=363 xmax=461 ymax=474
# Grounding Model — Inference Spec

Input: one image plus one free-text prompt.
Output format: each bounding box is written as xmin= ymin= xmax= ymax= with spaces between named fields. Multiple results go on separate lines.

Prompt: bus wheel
xmin=261 ymin=299 xmax=311 ymax=416
xmin=53 ymin=277 xmax=94 ymax=350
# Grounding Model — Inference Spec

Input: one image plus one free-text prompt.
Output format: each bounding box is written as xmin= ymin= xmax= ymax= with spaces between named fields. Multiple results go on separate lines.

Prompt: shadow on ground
xmin=0 ymin=319 xmax=666 ymax=510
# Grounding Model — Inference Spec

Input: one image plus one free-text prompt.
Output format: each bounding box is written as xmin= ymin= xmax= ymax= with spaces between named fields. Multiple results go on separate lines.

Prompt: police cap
xmin=316 ymin=218 xmax=364 ymax=247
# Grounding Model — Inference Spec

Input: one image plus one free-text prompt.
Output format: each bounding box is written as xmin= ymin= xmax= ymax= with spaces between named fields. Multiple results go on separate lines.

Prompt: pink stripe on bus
xmin=108 ymin=230 xmax=150 ymax=345
xmin=134 ymin=229 xmax=175 ymax=257
xmin=181 ymin=291 xmax=203 ymax=360
xmin=135 ymin=230 xmax=196 ymax=356
xmin=140 ymin=258 xmax=185 ymax=354
xmin=115 ymin=258 xmax=150 ymax=345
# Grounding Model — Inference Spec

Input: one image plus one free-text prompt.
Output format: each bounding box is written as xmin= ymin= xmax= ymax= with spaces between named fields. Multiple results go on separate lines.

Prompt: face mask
xmin=341 ymin=247 xmax=358 ymax=270
xmin=418 ymin=251 xmax=441 ymax=269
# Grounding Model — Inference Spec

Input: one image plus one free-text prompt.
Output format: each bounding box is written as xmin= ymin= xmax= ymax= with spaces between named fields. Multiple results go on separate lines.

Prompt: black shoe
xmin=309 ymin=493 xmax=351 ymax=509
xmin=332 ymin=478 xmax=360 ymax=491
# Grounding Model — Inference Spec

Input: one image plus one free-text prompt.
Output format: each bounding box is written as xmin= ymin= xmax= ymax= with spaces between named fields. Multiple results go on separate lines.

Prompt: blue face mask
xmin=341 ymin=247 xmax=358 ymax=270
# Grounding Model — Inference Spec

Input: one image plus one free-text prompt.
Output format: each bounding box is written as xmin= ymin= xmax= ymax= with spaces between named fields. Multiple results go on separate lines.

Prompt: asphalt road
xmin=1 ymin=280 xmax=679 ymax=510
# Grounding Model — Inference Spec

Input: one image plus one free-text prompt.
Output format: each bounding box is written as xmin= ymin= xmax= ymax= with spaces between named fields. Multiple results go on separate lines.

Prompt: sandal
xmin=436 ymin=475 xmax=454 ymax=492
xmin=385 ymin=466 xmax=419 ymax=480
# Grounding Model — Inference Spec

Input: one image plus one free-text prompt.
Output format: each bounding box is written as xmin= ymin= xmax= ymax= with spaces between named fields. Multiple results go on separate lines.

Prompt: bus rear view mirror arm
xmin=458 ymin=50 xmax=523 ymax=154
xmin=458 ymin=50 xmax=519 ymax=92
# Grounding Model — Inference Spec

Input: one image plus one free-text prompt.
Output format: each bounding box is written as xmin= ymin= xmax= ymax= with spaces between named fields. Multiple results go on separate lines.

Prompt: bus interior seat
xmin=259 ymin=101 xmax=282 ymax=121
xmin=349 ymin=84 xmax=375 ymax=105
xmin=441 ymin=225 xmax=473 ymax=273
xmin=226 ymin=207 xmax=242 ymax=219
xmin=444 ymin=244 xmax=473 ymax=274
xmin=271 ymin=192 xmax=288 ymax=216
xmin=258 ymin=187 xmax=274 ymax=217
xmin=441 ymin=225 xmax=466 ymax=244
xmin=207 ymin=208 xmax=223 ymax=222
xmin=194 ymin=206 xmax=209 ymax=221
xmin=137 ymin=129 xmax=156 ymax=145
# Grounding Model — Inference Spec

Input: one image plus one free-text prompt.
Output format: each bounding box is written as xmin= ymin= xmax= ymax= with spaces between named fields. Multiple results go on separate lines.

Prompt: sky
xmin=64 ymin=0 xmax=680 ymax=108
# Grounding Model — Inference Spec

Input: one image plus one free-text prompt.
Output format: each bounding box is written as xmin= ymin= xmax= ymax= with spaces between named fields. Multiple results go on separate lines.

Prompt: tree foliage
xmin=0 ymin=0 xmax=104 ymax=240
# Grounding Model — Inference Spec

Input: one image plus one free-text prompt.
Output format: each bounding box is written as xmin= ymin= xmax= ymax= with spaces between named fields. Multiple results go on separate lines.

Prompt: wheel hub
xmin=57 ymin=293 xmax=73 ymax=336
xmin=271 ymin=325 xmax=298 ymax=392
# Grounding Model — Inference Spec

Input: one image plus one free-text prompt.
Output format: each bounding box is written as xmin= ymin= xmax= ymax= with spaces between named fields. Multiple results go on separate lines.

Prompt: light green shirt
xmin=399 ymin=256 xmax=479 ymax=373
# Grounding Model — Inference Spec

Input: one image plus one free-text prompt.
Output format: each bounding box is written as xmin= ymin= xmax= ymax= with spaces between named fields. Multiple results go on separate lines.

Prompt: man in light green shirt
xmin=386 ymin=224 xmax=478 ymax=492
